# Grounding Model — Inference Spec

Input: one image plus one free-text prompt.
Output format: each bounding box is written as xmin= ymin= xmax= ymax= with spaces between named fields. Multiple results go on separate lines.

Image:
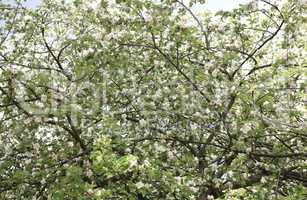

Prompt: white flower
xmin=263 ymin=101 xmax=270 ymax=106
xmin=36 ymin=102 xmax=44 ymax=108
xmin=167 ymin=151 xmax=175 ymax=159
xmin=68 ymin=141 xmax=74 ymax=147
xmin=33 ymin=143 xmax=40 ymax=151
xmin=225 ymin=181 xmax=233 ymax=188
xmin=86 ymin=170 xmax=93 ymax=177
xmin=23 ymin=15 xmax=32 ymax=21
xmin=34 ymin=117 xmax=42 ymax=123
xmin=154 ymin=143 xmax=166 ymax=152
xmin=40 ymin=178 xmax=46 ymax=185
xmin=230 ymin=86 xmax=236 ymax=92
xmin=139 ymin=119 xmax=146 ymax=127
xmin=175 ymin=176 xmax=182 ymax=183
xmin=24 ymin=118 xmax=32 ymax=125
xmin=240 ymin=123 xmax=251 ymax=133
xmin=194 ymin=112 xmax=202 ymax=117
xmin=143 ymin=159 xmax=150 ymax=167
xmin=299 ymin=0 xmax=307 ymax=5
xmin=191 ymin=123 xmax=198 ymax=131
xmin=88 ymin=0 xmax=99 ymax=10
xmin=260 ymin=177 xmax=267 ymax=183
xmin=154 ymin=60 xmax=160 ymax=66
xmin=24 ymin=159 xmax=31 ymax=165
xmin=141 ymin=10 xmax=152 ymax=21
xmin=129 ymin=156 xmax=138 ymax=167
xmin=154 ymin=89 xmax=162 ymax=98
xmin=135 ymin=181 xmax=145 ymax=189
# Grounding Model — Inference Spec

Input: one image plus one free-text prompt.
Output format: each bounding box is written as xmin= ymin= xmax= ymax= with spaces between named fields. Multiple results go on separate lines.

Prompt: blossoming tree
xmin=0 ymin=0 xmax=306 ymax=199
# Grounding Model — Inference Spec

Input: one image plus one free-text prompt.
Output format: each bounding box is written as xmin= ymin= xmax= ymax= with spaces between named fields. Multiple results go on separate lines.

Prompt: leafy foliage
xmin=0 ymin=0 xmax=306 ymax=199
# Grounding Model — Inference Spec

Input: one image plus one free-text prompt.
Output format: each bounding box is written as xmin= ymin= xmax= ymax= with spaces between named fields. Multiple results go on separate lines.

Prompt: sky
xmin=4 ymin=0 xmax=252 ymax=11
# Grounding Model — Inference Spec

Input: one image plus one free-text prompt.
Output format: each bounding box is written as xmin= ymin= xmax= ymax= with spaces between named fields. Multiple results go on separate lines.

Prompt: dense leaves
xmin=0 ymin=0 xmax=306 ymax=199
